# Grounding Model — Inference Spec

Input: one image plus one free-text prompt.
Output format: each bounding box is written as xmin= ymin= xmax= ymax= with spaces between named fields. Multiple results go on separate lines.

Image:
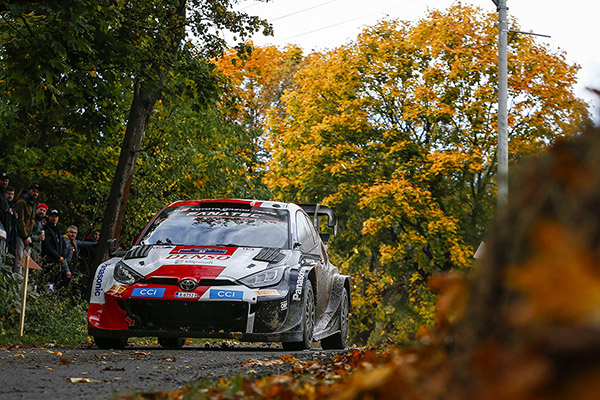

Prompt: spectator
xmin=4 ymin=185 xmax=18 ymax=256
xmin=64 ymin=225 xmax=96 ymax=275
xmin=64 ymin=225 xmax=96 ymax=298
xmin=86 ymin=228 xmax=101 ymax=243
xmin=5 ymin=186 xmax=15 ymax=202
xmin=0 ymin=172 xmax=9 ymax=263
xmin=80 ymin=228 xmax=100 ymax=279
xmin=14 ymin=183 xmax=40 ymax=273
xmin=42 ymin=209 xmax=70 ymax=290
xmin=31 ymin=203 xmax=48 ymax=266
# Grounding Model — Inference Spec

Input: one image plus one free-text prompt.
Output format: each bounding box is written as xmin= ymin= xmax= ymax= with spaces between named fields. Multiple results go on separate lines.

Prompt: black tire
xmin=321 ymin=287 xmax=349 ymax=350
xmin=282 ymin=280 xmax=315 ymax=351
xmin=158 ymin=337 xmax=186 ymax=349
xmin=94 ymin=336 xmax=128 ymax=350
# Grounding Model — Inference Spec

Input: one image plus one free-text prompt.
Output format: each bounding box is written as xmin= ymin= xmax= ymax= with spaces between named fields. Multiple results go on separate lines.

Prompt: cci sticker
xmin=175 ymin=292 xmax=198 ymax=299
xmin=131 ymin=288 xmax=165 ymax=298
xmin=209 ymin=289 xmax=243 ymax=300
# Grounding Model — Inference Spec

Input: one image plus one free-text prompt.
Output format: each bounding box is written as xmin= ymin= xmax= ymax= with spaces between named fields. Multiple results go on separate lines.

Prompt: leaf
xmin=67 ymin=377 xmax=98 ymax=383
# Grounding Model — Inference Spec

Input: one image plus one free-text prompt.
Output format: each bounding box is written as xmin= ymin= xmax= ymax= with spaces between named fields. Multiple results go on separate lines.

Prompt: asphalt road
xmin=0 ymin=343 xmax=343 ymax=399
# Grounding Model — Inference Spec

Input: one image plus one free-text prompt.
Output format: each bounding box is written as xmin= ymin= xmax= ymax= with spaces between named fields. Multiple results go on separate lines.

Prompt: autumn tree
xmin=214 ymin=44 xmax=305 ymax=172
xmin=0 ymin=1 xmax=272 ymax=270
xmin=264 ymin=4 xmax=590 ymax=344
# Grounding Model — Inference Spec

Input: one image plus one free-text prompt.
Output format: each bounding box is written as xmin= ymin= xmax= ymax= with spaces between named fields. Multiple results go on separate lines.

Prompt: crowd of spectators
xmin=0 ymin=172 xmax=99 ymax=295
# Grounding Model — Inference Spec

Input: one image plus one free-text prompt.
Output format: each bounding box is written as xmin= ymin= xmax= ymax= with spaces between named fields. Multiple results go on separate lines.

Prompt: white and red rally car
xmin=88 ymin=199 xmax=350 ymax=350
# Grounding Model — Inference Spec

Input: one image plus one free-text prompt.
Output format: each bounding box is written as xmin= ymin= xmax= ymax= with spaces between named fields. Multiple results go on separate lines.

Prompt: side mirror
xmin=107 ymin=239 xmax=127 ymax=257
xmin=319 ymin=233 xmax=331 ymax=244
xmin=107 ymin=239 xmax=118 ymax=256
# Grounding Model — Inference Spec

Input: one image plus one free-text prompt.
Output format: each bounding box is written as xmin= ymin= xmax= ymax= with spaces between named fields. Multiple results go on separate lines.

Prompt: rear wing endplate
xmin=299 ymin=204 xmax=338 ymax=236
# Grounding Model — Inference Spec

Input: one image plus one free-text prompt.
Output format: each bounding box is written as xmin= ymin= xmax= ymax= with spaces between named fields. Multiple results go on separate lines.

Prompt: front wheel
xmin=94 ymin=336 xmax=128 ymax=350
xmin=282 ymin=280 xmax=315 ymax=351
xmin=158 ymin=337 xmax=186 ymax=349
xmin=321 ymin=287 xmax=349 ymax=350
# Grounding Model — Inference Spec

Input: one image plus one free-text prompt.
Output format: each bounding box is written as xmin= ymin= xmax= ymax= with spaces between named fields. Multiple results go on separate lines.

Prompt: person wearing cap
xmin=42 ymin=209 xmax=71 ymax=290
xmin=13 ymin=183 xmax=40 ymax=273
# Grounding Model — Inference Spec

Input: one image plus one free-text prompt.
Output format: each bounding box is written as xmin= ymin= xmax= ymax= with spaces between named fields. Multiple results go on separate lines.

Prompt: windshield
xmin=138 ymin=205 xmax=290 ymax=249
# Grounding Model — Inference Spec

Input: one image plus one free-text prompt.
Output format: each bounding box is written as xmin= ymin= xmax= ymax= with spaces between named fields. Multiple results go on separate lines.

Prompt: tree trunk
xmin=90 ymin=82 xmax=160 ymax=274
xmin=88 ymin=1 xmax=187 ymax=288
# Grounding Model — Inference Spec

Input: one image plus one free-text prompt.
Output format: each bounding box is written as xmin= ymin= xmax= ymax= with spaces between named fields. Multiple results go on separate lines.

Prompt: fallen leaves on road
xmin=67 ymin=377 xmax=99 ymax=383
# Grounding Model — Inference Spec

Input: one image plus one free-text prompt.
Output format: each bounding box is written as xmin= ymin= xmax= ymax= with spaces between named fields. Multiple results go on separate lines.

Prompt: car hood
xmin=120 ymin=245 xmax=289 ymax=281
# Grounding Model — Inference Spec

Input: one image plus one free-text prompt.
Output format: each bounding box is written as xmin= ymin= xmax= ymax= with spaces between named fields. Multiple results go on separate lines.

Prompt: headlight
xmin=113 ymin=261 xmax=144 ymax=285
xmin=239 ymin=267 xmax=285 ymax=288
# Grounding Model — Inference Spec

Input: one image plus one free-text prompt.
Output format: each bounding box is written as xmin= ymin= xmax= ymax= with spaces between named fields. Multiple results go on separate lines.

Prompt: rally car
xmin=88 ymin=199 xmax=350 ymax=350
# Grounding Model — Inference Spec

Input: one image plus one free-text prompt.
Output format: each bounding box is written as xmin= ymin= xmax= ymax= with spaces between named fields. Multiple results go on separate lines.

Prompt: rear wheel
xmin=321 ymin=287 xmax=349 ymax=350
xmin=158 ymin=337 xmax=186 ymax=349
xmin=282 ymin=280 xmax=315 ymax=351
xmin=94 ymin=336 xmax=128 ymax=350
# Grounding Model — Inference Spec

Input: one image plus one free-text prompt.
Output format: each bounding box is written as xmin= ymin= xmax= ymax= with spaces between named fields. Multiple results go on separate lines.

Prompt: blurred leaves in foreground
xmin=117 ymin=126 xmax=600 ymax=399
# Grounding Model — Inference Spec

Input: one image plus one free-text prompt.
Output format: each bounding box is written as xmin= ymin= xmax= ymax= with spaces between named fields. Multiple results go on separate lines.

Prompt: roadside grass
xmin=0 ymin=262 xmax=89 ymax=347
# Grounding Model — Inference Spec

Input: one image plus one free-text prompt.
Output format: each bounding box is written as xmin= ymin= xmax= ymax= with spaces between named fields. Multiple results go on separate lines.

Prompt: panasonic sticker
xmin=209 ymin=289 xmax=243 ymax=300
xmin=93 ymin=263 xmax=108 ymax=297
xmin=131 ymin=288 xmax=166 ymax=298
xmin=292 ymin=269 xmax=306 ymax=301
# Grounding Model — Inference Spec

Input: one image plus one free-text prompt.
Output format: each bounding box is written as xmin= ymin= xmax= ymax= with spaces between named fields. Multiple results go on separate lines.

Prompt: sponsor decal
xmin=93 ymin=263 xmax=109 ymax=297
xmin=292 ymin=269 xmax=306 ymax=301
xmin=209 ymin=289 xmax=243 ymax=300
xmin=170 ymin=259 xmax=215 ymax=265
xmin=255 ymin=289 xmax=280 ymax=297
xmin=280 ymin=300 xmax=288 ymax=311
xmin=175 ymin=292 xmax=198 ymax=299
xmin=170 ymin=246 xmax=236 ymax=256
xmin=131 ymin=288 xmax=166 ymax=298
xmin=178 ymin=248 xmax=227 ymax=255
xmin=166 ymin=254 xmax=231 ymax=261
xmin=107 ymin=284 xmax=127 ymax=295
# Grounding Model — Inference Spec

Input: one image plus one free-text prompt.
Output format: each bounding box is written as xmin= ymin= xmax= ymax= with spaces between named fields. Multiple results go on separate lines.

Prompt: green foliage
xmin=0 ymin=263 xmax=88 ymax=346
xmin=0 ymin=1 xmax=273 ymax=243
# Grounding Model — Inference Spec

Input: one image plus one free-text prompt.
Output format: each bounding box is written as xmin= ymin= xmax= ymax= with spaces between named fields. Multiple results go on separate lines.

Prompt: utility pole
xmin=493 ymin=0 xmax=508 ymax=210
xmin=491 ymin=0 xmax=550 ymax=211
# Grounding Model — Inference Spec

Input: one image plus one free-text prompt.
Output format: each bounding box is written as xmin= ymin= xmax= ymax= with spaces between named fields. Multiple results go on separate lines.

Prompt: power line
xmin=270 ymin=0 xmax=339 ymax=22
xmin=276 ymin=0 xmax=420 ymax=42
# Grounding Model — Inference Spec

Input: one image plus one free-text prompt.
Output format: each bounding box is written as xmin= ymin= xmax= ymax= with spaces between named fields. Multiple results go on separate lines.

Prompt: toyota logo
xmin=179 ymin=278 xmax=197 ymax=291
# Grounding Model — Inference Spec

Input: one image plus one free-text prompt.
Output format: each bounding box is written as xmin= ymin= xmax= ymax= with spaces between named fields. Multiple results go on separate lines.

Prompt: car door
xmin=296 ymin=211 xmax=333 ymax=317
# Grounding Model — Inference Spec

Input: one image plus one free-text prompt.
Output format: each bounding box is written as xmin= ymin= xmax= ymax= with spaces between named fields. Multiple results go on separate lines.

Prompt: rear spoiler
xmin=299 ymin=204 xmax=338 ymax=236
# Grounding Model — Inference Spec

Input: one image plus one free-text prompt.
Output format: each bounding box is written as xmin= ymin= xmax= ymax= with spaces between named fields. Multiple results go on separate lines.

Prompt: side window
xmin=296 ymin=211 xmax=318 ymax=254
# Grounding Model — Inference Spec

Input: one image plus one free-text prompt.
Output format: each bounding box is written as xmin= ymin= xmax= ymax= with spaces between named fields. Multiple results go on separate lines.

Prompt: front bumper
xmin=88 ymin=282 xmax=305 ymax=342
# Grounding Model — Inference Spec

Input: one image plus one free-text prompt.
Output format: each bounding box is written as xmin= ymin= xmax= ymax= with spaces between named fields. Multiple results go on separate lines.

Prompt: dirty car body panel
xmin=88 ymin=199 xmax=350 ymax=349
